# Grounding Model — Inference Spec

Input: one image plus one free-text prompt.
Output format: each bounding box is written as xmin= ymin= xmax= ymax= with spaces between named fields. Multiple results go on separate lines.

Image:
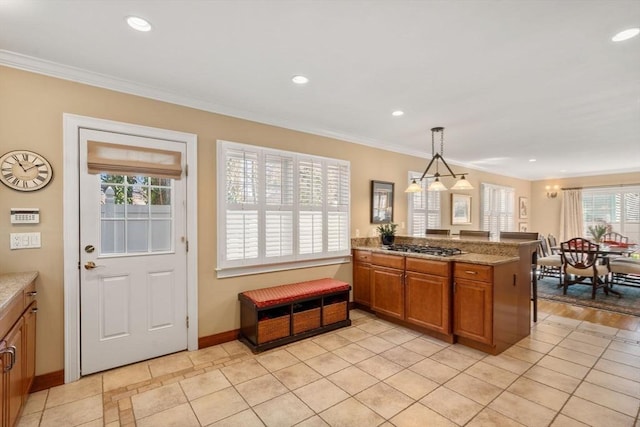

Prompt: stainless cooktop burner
xmin=385 ymin=244 xmax=464 ymax=257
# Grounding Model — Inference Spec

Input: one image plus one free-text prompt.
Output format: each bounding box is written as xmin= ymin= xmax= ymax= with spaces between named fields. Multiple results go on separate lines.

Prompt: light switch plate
xmin=9 ymin=232 xmax=41 ymax=249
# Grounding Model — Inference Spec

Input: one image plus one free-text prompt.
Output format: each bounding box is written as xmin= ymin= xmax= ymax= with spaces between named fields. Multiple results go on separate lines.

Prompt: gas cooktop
xmin=384 ymin=244 xmax=464 ymax=257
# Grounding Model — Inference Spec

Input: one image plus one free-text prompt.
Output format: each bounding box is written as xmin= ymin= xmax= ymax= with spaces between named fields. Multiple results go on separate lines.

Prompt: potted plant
xmin=377 ymin=222 xmax=398 ymax=246
xmin=587 ymin=222 xmax=610 ymax=243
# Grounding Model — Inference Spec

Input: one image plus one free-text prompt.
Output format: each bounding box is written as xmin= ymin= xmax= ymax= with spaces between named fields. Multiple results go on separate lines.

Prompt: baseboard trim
xmin=30 ymin=370 xmax=65 ymax=392
xmin=198 ymin=329 xmax=239 ymax=349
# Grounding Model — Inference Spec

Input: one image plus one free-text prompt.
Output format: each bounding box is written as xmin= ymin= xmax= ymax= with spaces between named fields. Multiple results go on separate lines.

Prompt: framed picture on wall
xmin=451 ymin=194 xmax=472 ymax=225
xmin=519 ymin=222 xmax=528 ymax=232
xmin=519 ymin=197 xmax=528 ymax=219
xmin=371 ymin=180 xmax=394 ymax=223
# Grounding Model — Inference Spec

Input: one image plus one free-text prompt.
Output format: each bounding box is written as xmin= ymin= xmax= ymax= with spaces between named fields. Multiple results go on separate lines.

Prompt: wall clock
xmin=0 ymin=150 xmax=53 ymax=192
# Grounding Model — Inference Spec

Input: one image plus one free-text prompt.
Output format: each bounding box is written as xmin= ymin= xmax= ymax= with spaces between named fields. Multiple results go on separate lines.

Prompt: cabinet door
xmin=23 ymin=302 xmax=37 ymax=395
xmin=353 ymin=262 xmax=371 ymax=306
xmin=5 ymin=319 xmax=24 ymax=427
xmin=406 ymin=272 xmax=450 ymax=334
xmin=453 ymin=278 xmax=493 ymax=344
xmin=371 ymin=266 xmax=404 ymax=319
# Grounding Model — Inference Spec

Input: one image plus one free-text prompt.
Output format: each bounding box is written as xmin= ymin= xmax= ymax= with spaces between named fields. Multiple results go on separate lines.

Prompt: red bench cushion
xmin=241 ymin=278 xmax=350 ymax=308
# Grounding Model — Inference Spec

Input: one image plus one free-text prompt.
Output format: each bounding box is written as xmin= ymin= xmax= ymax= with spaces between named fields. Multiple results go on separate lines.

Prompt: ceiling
xmin=1 ymin=0 xmax=638 ymax=180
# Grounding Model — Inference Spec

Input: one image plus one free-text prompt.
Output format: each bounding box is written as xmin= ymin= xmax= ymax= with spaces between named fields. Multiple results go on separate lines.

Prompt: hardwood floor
xmin=538 ymin=298 xmax=640 ymax=331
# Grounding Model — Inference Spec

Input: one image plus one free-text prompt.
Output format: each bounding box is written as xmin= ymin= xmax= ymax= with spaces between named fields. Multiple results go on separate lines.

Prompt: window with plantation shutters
xmin=217 ymin=141 xmax=351 ymax=276
xmin=582 ymin=186 xmax=640 ymax=243
xmin=480 ymin=183 xmax=515 ymax=237
xmin=407 ymin=172 xmax=441 ymax=237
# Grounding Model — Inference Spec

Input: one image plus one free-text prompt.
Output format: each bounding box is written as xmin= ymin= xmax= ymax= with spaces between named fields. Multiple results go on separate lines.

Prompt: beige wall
xmin=0 ymin=65 xmax=567 ymax=377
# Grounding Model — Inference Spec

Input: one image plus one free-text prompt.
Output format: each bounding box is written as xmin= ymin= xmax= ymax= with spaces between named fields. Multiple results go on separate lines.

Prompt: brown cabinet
xmin=453 ymin=278 xmax=493 ymax=344
xmin=371 ymin=253 xmax=405 ymax=320
xmin=405 ymin=257 xmax=451 ymax=334
xmin=3 ymin=319 xmax=24 ymax=427
xmin=352 ymin=250 xmax=372 ymax=307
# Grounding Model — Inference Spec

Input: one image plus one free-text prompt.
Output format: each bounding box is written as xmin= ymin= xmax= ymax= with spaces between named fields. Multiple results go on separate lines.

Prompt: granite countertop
xmin=353 ymin=246 xmax=519 ymax=266
xmin=0 ymin=271 xmax=38 ymax=312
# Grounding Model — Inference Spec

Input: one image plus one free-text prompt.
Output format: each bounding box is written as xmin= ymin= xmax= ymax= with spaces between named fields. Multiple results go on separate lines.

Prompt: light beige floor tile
xmin=602 ymin=348 xmax=640 ymax=368
xmin=332 ymin=342 xmax=375 ymax=364
xmin=273 ymin=362 xmax=323 ymax=390
xmin=557 ymin=337 xmax=606 ymax=357
xmin=180 ymin=367 xmax=231 ymax=401
xmin=409 ymin=357 xmax=459 ymax=384
xmin=148 ymin=352 xmax=193 ymax=377
xmin=430 ymin=347 xmax=478 ymax=371
xmin=561 ymin=396 xmax=635 ymax=427
xmin=311 ymin=332 xmax=352 ymax=351
xmin=515 ymin=337 xmax=555 ymax=354
xmin=327 ymin=365 xmax=379 ymax=395
xmin=566 ymin=331 xmax=611 ymax=348
xmin=22 ymin=390 xmax=48 ymax=415
xmin=609 ymin=340 xmax=640 ymax=357
xmin=378 ymin=328 xmax=420 ymax=345
xmin=295 ymin=415 xmax=329 ymax=426
xmin=507 ymin=377 xmax=570 ymax=411
xmin=349 ymin=309 xmax=371 ymax=320
xmin=523 ymin=365 xmax=581 ymax=393
xmin=534 ymin=323 xmax=572 ymax=337
xmin=253 ymin=392 xmax=314 ymax=427
xmin=320 ymin=397 xmax=385 ymax=426
xmin=210 ymin=408 xmax=266 ymax=427
xmin=444 ymin=373 xmax=503 ymax=405
xmin=550 ymin=414 xmax=589 ymax=427
xmin=235 ymin=373 xmax=288 ymax=406
xmin=483 ymin=353 xmax=533 ymax=375
xmin=286 ymin=341 xmax=327 ymax=361
xmin=489 ymin=391 xmax=556 ymax=427
xmin=191 ymin=387 xmax=249 ymax=425
xmin=16 ymin=411 xmax=41 ymax=427
xmin=584 ymin=369 xmax=639 ymax=397
xmin=257 ymin=349 xmax=300 ymax=371
xmin=294 ymin=378 xmax=350 ymax=412
xmin=401 ymin=337 xmax=447 ymax=357
xmin=466 ymin=408 xmax=525 ymax=427
xmin=355 ymin=382 xmax=414 ymax=419
xmin=465 ymin=360 xmax=519 ymax=388
xmin=357 ymin=335 xmax=397 ymax=353
xmin=502 ymin=345 xmax=545 ymax=364
xmin=390 ymin=402 xmax=457 ymax=427
xmin=545 ymin=315 xmax=582 ymax=328
xmin=380 ymin=345 xmax=425 ymax=367
xmin=357 ymin=319 xmax=395 ymax=335
xmin=529 ymin=330 xmax=564 ymax=345
xmin=40 ymin=394 xmax=103 ymax=427
xmin=420 ymin=386 xmax=483 ymax=425
xmin=385 ymin=369 xmax=439 ymax=400
xmin=574 ymin=381 xmax=639 ymax=417
xmin=448 ymin=343 xmax=487 ymax=360
xmin=102 ymin=361 xmax=151 ymax=391
xmin=77 ymin=419 xmax=103 ymax=427
xmin=131 ymin=382 xmax=187 ymax=420
xmin=548 ymin=346 xmax=598 ymax=367
xmin=336 ymin=326 xmax=372 ymax=342
xmin=188 ymin=345 xmax=230 ymax=365
xmin=221 ymin=358 xmax=269 ymax=385
xmin=616 ymin=330 xmax=640 ymax=341
xmin=136 ymin=402 xmax=199 ymax=427
xmin=576 ymin=321 xmax=619 ymax=336
xmin=305 ymin=352 xmax=350 ymax=376
xmin=593 ymin=358 xmax=640 ymax=382
xmin=356 ymin=354 xmax=403 ymax=380
xmin=221 ymin=339 xmax=252 ymax=356
xmin=536 ymin=355 xmax=590 ymax=379
xmin=46 ymin=375 xmax=102 ymax=408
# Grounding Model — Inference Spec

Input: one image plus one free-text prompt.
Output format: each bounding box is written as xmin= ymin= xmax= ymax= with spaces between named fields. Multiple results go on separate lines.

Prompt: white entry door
xmin=79 ymin=129 xmax=188 ymax=375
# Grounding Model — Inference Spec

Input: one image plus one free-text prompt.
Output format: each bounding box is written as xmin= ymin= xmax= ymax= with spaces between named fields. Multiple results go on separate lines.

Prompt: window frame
xmin=407 ymin=172 xmax=441 ymax=237
xmin=582 ymin=185 xmax=640 ymax=243
xmin=480 ymin=182 xmax=515 ymax=237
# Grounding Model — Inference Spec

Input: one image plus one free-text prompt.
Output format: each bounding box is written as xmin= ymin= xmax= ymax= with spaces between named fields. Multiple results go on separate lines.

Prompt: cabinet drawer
xmin=353 ymin=250 xmax=371 ymax=263
xmin=406 ymin=257 xmax=450 ymax=277
xmin=454 ymin=263 xmax=493 ymax=283
xmin=371 ymin=253 xmax=405 ymax=269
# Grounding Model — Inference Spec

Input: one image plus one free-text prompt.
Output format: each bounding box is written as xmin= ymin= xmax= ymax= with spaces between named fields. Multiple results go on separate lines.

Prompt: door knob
xmin=84 ymin=261 xmax=103 ymax=270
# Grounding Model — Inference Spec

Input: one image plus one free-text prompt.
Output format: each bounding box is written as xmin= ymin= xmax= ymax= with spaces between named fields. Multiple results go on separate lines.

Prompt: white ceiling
xmin=1 ymin=0 xmax=638 ymax=180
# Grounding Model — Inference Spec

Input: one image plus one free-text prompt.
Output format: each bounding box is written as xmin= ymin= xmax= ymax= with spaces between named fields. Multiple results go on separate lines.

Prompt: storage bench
xmin=238 ymin=278 xmax=352 ymax=352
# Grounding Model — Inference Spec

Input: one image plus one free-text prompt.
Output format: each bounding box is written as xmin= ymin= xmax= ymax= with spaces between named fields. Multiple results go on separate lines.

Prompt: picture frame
xmin=519 ymin=196 xmax=529 ymax=219
xmin=519 ymin=222 xmax=528 ymax=232
xmin=451 ymin=194 xmax=472 ymax=225
xmin=371 ymin=180 xmax=394 ymax=224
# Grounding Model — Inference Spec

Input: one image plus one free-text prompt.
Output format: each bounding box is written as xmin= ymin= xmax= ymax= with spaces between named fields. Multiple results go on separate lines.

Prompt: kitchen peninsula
xmin=351 ymin=235 xmax=537 ymax=355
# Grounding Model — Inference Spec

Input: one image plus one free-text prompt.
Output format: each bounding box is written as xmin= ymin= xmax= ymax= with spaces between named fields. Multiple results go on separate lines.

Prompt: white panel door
xmin=79 ymin=129 xmax=187 ymax=375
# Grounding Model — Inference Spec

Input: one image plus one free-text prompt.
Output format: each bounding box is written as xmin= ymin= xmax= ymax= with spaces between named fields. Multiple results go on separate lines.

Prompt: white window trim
xmin=480 ymin=182 xmax=515 ymax=237
xmin=216 ymin=140 xmax=351 ymax=277
xmin=407 ymin=172 xmax=441 ymax=236
xmin=582 ymin=185 xmax=640 ymax=243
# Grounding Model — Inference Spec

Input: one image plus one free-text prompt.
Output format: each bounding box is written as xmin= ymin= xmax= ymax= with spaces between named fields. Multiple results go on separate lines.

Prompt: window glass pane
xmin=101 ymin=184 xmax=125 ymax=219
xmin=101 ymin=220 xmax=125 ymax=254
xmin=226 ymin=210 xmax=258 ymax=260
xmin=150 ymin=177 xmax=172 ymax=186
xmin=299 ymin=212 xmax=323 ymax=254
xmin=126 ymin=220 xmax=148 ymax=253
xmin=265 ymin=212 xmax=293 ymax=257
xmin=151 ymin=188 xmax=172 ymax=219
xmin=151 ymin=220 xmax=171 ymax=252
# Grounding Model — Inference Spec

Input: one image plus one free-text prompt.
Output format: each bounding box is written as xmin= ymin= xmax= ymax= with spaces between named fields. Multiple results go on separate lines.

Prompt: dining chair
xmin=426 ymin=229 xmax=451 ymax=236
xmin=459 ymin=230 xmax=490 ymax=238
xmin=560 ymin=238 xmax=617 ymax=299
xmin=602 ymin=231 xmax=629 ymax=245
xmin=536 ymin=236 xmax=562 ymax=283
xmin=547 ymin=234 xmax=559 ymax=254
xmin=609 ymin=257 xmax=640 ymax=287
xmin=499 ymin=231 xmax=539 ymax=240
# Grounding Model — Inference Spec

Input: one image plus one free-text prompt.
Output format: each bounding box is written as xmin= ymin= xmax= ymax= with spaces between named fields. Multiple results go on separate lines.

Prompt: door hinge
xmin=186 ymin=316 xmax=189 ymax=328
xmin=78 ymin=261 xmax=81 ymax=270
xmin=185 ymin=164 xmax=188 ymax=177
xmin=186 ymin=240 xmax=189 ymax=252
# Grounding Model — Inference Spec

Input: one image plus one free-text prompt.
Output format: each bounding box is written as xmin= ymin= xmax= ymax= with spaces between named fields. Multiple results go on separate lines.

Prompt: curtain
xmin=560 ymin=189 xmax=584 ymax=241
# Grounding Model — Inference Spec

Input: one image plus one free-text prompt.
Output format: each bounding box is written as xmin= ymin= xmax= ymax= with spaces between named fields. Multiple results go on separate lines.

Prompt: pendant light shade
xmin=427 ymin=176 xmax=447 ymax=191
xmin=451 ymin=174 xmax=473 ymax=190
xmin=405 ymin=179 xmax=422 ymax=193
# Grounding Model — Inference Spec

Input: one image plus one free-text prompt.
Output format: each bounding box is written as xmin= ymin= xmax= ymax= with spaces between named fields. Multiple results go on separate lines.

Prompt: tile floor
xmin=17 ymin=306 xmax=640 ymax=427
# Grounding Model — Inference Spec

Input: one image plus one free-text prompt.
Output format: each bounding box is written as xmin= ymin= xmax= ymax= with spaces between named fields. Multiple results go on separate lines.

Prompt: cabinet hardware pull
xmin=27 ymin=291 xmax=37 ymax=296
xmin=464 ymin=270 xmax=477 ymax=275
xmin=0 ymin=348 xmax=13 ymax=372
xmin=453 ymin=281 xmax=456 ymax=293
xmin=7 ymin=346 xmax=16 ymax=371
xmin=31 ymin=307 xmax=39 ymax=313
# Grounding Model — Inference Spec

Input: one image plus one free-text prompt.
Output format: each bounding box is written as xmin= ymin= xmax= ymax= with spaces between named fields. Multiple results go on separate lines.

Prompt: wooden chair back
xmin=560 ymin=238 xmax=599 ymax=270
xmin=426 ymin=229 xmax=451 ymax=236
xmin=602 ymin=232 xmax=628 ymax=244
xmin=459 ymin=230 xmax=490 ymax=238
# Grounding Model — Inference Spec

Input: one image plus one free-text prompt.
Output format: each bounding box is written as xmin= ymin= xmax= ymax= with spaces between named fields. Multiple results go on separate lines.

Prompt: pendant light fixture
xmin=405 ymin=127 xmax=473 ymax=192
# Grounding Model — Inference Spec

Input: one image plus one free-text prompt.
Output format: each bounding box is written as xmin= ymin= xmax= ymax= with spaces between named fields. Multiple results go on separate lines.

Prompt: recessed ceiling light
xmin=612 ymin=28 xmax=640 ymax=42
xmin=528 ymin=159 xmax=537 ymax=162
xmin=292 ymin=75 xmax=309 ymax=85
xmin=391 ymin=110 xmax=404 ymax=117
xmin=126 ymin=16 xmax=152 ymax=32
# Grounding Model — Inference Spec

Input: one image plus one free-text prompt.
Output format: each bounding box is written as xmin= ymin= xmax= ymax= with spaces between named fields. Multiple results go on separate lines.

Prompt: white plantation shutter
xmin=480 ymin=183 xmax=514 ymax=237
xmin=407 ymin=172 xmax=441 ymax=237
xmin=217 ymin=141 xmax=350 ymax=274
xmin=582 ymin=186 xmax=640 ymax=243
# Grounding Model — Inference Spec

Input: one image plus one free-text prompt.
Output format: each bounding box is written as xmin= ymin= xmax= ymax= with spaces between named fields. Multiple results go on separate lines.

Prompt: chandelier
xmin=405 ymin=127 xmax=473 ymax=192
